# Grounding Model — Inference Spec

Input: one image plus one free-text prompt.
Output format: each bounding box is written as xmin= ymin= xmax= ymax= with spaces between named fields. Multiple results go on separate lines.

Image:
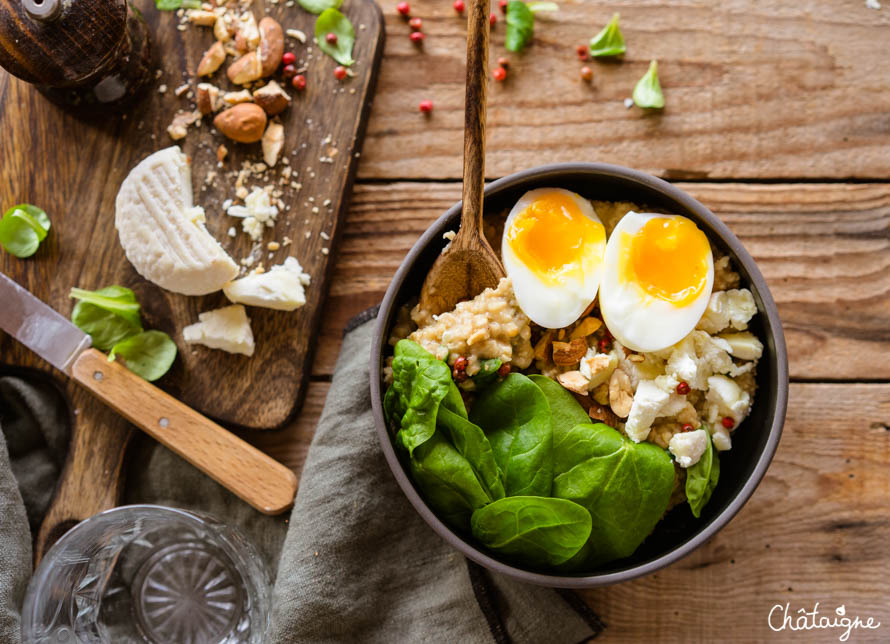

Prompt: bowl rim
xmin=369 ymin=162 xmax=789 ymax=588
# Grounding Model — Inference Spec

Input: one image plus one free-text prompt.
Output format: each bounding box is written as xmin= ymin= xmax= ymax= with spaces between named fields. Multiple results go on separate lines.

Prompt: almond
xmin=227 ymin=51 xmax=262 ymax=85
xmin=608 ymin=368 xmax=634 ymax=418
xmin=213 ymin=10 xmax=234 ymax=42
xmin=258 ymin=17 xmax=284 ymax=77
xmin=253 ymin=80 xmax=290 ymax=115
xmin=588 ymin=403 xmax=621 ymax=428
xmin=262 ymin=122 xmax=285 ymax=166
xmin=213 ymin=103 xmax=267 ymax=143
xmin=197 ymin=41 xmax=226 ymax=76
xmin=569 ymin=317 xmax=602 ymax=340
xmin=223 ymin=89 xmax=253 ymax=105
xmin=236 ymin=12 xmax=260 ymax=51
xmin=196 ymin=82 xmax=221 ymax=115
xmin=557 ymin=371 xmax=589 ymax=395
xmin=552 ymin=338 xmax=587 ymax=366
xmin=188 ymin=9 xmax=216 ymax=26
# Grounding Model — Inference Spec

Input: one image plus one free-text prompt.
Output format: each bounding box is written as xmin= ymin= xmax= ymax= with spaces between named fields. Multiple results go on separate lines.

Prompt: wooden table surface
xmin=4 ymin=0 xmax=890 ymax=641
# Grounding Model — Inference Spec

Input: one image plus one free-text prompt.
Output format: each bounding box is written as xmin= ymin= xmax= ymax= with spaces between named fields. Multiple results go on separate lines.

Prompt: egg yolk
xmin=621 ymin=216 xmax=710 ymax=306
xmin=506 ymin=193 xmax=605 ymax=286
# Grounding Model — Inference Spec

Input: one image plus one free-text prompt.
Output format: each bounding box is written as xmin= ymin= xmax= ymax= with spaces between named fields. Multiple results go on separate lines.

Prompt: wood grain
xmin=311 ymin=181 xmax=890 ymax=380
xmin=359 ymin=0 xmax=890 ymax=180
xmin=241 ymin=381 xmax=890 ymax=641
xmin=71 ymin=348 xmax=297 ymax=514
xmin=0 ymin=0 xmax=384 ymax=429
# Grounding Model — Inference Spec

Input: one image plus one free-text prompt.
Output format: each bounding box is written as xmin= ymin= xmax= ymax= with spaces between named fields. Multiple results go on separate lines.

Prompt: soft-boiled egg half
xmin=502 ymin=188 xmax=606 ymax=328
xmin=599 ymin=212 xmax=714 ymax=352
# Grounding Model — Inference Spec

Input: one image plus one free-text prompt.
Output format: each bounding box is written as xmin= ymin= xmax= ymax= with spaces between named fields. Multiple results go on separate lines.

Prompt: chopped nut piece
xmin=569 ymin=317 xmax=603 ymax=340
xmin=286 ymin=28 xmax=307 ymax=43
xmin=557 ymin=371 xmax=590 ymax=395
xmin=223 ymin=89 xmax=253 ymax=105
xmin=628 ymin=353 xmax=645 ymax=363
xmin=227 ymin=51 xmax=262 ymax=85
xmin=262 ymin=122 xmax=285 ymax=166
xmin=173 ymin=83 xmax=190 ymax=97
xmin=592 ymin=382 xmax=609 ymax=406
xmin=608 ymin=368 xmax=634 ymax=418
xmin=588 ymin=403 xmax=621 ymax=428
xmin=253 ymin=80 xmax=291 ymax=115
xmin=552 ymin=338 xmax=588 ymax=366
xmin=166 ymin=110 xmax=201 ymax=140
xmin=217 ymin=144 xmax=229 ymax=162
xmin=188 ymin=9 xmax=217 ymax=25
xmin=258 ymin=17 xmax=284 ymax=77
xmin=533 ymin=330 xmax=554 ymax=361
xmin=213 ymin=10 xmax=235 ymax=42
xmin=196 ymin=82 xmax=222 ymax=114
xmin=197 ymin=41 xmax=226 ymax=76
xmin=267 ymin=241 xmax=280 ymax=251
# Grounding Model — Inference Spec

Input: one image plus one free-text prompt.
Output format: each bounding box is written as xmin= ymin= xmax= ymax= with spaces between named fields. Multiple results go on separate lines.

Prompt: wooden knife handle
xmin=70 ymin=348 xmax=297 ymax=515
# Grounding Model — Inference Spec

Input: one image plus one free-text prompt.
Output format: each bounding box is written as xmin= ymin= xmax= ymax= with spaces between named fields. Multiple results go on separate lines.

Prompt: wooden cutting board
xmin=0 ymin=0 xmax=384 ymax=430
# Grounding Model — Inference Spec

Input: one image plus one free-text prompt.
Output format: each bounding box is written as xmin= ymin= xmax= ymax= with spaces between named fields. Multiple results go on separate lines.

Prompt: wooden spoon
xmin=417 ymin=0 xmax=505 ymax=317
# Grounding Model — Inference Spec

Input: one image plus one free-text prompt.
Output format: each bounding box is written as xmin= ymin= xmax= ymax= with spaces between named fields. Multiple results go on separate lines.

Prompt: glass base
xmin=133 ymin=542 xmax=243 ymax=644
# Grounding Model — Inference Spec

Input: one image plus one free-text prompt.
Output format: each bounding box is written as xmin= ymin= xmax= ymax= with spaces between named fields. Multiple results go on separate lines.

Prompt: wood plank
xmin=0 ymin=0 xmax=384 ymax=429
xmin=246 ymin=381 xmax=890 ymax=642
xmin=358 ymin=0 xmax=890 ymax=180
xmin=311 ymin=181 xmax=890 ymax=380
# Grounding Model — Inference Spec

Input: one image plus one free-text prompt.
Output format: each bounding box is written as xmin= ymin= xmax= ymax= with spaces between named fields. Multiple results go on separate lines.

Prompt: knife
xmin=0 ymin=272 xmax=297 ymax=515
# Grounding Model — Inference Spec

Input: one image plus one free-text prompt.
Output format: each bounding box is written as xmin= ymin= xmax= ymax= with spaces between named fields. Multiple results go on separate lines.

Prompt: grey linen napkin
xmin=0 ymin=315 xmax=604 ymax=643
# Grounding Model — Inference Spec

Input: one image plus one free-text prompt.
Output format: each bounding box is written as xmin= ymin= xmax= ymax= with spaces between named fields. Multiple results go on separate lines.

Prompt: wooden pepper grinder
xmin=0 ymin=0 xmax=153 ymax=109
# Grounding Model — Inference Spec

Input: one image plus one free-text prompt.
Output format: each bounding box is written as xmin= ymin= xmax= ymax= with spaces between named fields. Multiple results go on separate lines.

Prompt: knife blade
xmin=0 ymin=271 xmax=297 ymax=515
xmin=0 ymin=272 xmax=92 ymax=373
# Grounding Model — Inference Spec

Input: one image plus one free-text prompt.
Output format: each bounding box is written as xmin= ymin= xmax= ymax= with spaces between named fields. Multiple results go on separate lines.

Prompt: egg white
xmin=599 ymin=211 xmax=714 ymax=353
xmin=502 ymin=188 xmax=605 ymax=329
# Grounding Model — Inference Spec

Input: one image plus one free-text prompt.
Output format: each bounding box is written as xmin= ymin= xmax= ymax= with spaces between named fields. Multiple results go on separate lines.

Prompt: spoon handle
xmin=460 ymin=0 xmax=491 ymax=241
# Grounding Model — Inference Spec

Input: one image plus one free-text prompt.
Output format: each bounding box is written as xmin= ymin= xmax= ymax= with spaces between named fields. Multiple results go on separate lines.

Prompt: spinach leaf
xmin=0 ymin=204 xmax=51 ymax=258
xmin=470 ymin=373 xmax=553 ymax=497
xmin=72 ymin=301 xmax=143 ymax=352
xmin=390 ymin=340 xmax=455 ymax=455
xmin=383 ymin=386 xmax=403 ymax=433
xmin=528 ymin=375 xmax=590 ymax=477
xmin=315 ymin=8 xmax=355 ymax=66
xmin=552 ymin=423 xmax=674 ymax=565
xmin=471 ymin=496 xmax=591 ymax=567
xmin=70 ymin=286 xmax=142 ymax=328
xmin=505 ymin=1 xmax=534 ymax=52
xmin=299 ymin=0 xmax=341 ymax=15
xmin=686 ymin=429 xmax=720 ymax=518
xmin=108 ymin=330 xmax=177 ymax=382
xmin=472 ymin=358 xmax=502 ymax=391
xmin=589 ymin=12 xmax=626 ymax=57
xmin=437 ymin=406 xmax=505 ymax=501
xmin=632 ymin=60 xmax=665 ymax=109
xmin=411 ymin=429 xmax=492 ymax=531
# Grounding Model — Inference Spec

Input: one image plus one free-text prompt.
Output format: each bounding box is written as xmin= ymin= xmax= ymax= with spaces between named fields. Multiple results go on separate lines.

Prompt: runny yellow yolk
xmin=621 ymin=216 xmax=710 ymax=306
xmin=506 ymin=193 xmax=605 ymax=286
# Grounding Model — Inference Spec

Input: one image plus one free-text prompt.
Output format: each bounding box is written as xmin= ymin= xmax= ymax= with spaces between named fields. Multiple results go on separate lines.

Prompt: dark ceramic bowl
xmin=370 ymin=163 xmax=788 ymax=588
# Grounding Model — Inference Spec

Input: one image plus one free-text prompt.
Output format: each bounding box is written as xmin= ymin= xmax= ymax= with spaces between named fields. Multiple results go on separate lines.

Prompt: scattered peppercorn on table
xmin=2 ymin=0 xmax=890 ymax=641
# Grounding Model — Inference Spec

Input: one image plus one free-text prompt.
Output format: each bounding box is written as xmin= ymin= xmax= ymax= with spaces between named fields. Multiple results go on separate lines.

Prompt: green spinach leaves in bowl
xmin=384 ymin=339 xmax=676 ymax=571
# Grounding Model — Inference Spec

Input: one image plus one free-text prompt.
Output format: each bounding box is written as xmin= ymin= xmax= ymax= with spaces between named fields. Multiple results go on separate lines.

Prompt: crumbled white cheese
xmin=668 ymin=429 xmax=709 ymax=468
xmin=182 ymin=305 xmax=255 ymax=356
xmin=710 ymin=423 xmax=732 ymax=451
xmin=696 ymin=289 xmax=757 ymax=334
xmin=223 ymin=256 xmax=311 ymax=311
xmin=579 ymin=348 xmax=618 ymax=389
xmin=718 ymin=331 xmax=763 ymax=361
xmin=705 ymin=374 xmax=751 ymax=427
xmin=227 ymin=187 xmax=279 ymax=241
xmin=625 ymin=379 xmax=673 ymax=442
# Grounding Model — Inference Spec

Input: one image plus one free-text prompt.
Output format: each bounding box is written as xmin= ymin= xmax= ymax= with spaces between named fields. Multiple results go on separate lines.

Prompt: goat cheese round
xmin=115 ymin=147 xmax=238 ymax=295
